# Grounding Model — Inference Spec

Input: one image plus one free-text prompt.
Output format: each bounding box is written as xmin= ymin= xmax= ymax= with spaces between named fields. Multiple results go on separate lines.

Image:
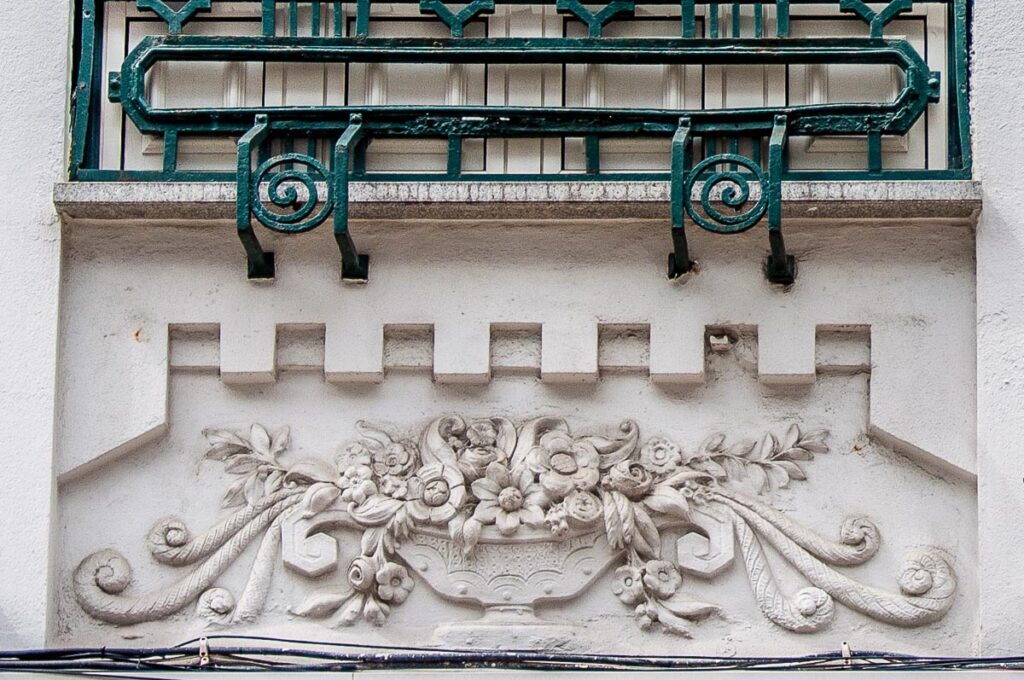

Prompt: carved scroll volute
xmin=281 ymin=510 xmax=350 ymax=578
xmin=677 ymin=508 xmax=735 ymax=578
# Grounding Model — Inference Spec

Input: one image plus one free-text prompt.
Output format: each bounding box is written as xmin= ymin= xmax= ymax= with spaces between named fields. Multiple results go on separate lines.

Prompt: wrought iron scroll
xmin=237 ymin=114 xmax=369 ymax=282
xmin=669 ymin=116 xmax=794 ymax=284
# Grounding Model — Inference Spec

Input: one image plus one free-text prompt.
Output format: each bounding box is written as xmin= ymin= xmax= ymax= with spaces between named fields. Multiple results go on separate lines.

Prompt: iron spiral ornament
xmin=250 ymin=153 xmax=333 ymax=234
xmin=684 ymin=153 xmax=768 ymax=234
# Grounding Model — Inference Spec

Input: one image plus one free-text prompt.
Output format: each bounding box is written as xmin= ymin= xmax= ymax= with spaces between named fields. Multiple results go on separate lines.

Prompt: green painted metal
xmin=69 ymin=0 xmax=971 ymax=283
xmin=136 ymin=0 xmax=212 ymax=34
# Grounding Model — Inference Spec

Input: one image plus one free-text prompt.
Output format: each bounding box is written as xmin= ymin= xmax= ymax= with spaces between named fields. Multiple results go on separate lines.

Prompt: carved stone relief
xmin=73 ymin=417 xmax=957 ymax=643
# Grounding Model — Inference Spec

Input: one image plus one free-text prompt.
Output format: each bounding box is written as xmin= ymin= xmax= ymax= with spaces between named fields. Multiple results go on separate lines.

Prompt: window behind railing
xmin=71 ymin=0 xmax=970 ymax=181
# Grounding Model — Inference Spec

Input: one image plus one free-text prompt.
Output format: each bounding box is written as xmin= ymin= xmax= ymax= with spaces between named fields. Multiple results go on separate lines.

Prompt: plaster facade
xmin=2 ymin=0 xmax=1022 ymax=667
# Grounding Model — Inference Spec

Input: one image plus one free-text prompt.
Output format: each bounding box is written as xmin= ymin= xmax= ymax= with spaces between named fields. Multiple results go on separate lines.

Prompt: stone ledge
xmin=53 ymin=180 xmax=983 ymax=225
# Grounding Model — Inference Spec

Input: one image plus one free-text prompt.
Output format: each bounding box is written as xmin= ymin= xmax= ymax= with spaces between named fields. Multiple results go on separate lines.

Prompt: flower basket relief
xmin=74 ymin=416 xmax=957 ymax=641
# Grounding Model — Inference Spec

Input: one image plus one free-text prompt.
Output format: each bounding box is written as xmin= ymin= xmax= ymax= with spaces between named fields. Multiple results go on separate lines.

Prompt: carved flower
xmin=458 ymin=420 xmax=509 ymax=481
xmin=406 ymin=463 xmax=466 ymax=524
xmin=530 ymin=431 xmax=601 ymax=499
xmin=375 ymin=563 xmax=415 ymax=604
xmin=380 ymin=475 xmax=408 ymax=500
xmin=337 ymin=465 xmax=377 ymax=504
xmin=371 ymin=441 xmax=417 ymax=478
xmin=639 ymin=437 xmax=683 ymax=475
xmin=604 ymin=460 xmax=655 ymax=501
xmin=336 ymin=441 xmax=373 ymax=470
xmin=348 ymin=556 xmax=377 ymax=592
xmin=643 ymin=560 xmax=682 ymax=599
xmin=611 ymin=566 xmax=645 ymax=605
xmin=564 ymin=490 xmax=603 ymax=527
xmin=471 ymin=462 xmax=548 ymax=536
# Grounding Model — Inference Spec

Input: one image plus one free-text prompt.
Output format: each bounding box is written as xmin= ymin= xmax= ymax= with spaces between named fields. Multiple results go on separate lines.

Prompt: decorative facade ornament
xmin=73 ymin=417 xmax=957 ymax=640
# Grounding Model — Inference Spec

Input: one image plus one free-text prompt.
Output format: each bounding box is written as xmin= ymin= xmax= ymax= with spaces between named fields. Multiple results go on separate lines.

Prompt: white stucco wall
xmin=0 ymin=0 xmax=67 ymax=648
xmin=973 ymin=1 xmax=1024 ymax=657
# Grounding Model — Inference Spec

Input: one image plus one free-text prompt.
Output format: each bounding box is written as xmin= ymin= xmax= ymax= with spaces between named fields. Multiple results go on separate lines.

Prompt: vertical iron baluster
xmin=333 ymin=1 xmax=344 ymax=35
xmin=731 ymin=2 xmax=740 ymax=37
xmin=775 ymin=0 xmax=789 ymax=36
xmin=681 ymin=0 xmax=695 ymax=37
xmin=162 ymin=130 xmax=179 ymax=176
xmin=289 ymin=0 xmax=299 ymax=36
xmin=356 ymin=0 xmax=371 ymax=36
xmin=261 ymin=0 xmax=276 ymax=35
xmin=754 ymin=2 xmax=763 ymax=38
xmin=709 ymin=2 xmax=719 ymax=37
xmin=312 ymin=1 xmax=322 ymax=36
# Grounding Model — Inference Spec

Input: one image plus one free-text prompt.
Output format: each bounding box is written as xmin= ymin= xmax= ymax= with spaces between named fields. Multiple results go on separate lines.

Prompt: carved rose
xmin=371 ymin=441 xmax=416 ymax=478
xmin=530 ymin=431 xmax=601 ymax=499
xmin=406 ymin=464 xmax=466 ymax=524
xmin=375 ymin=563 xmax=415 ymax=604
xmin=643 ymin=560 xmax=682 ymax=599
xmin=337 ymin=465 xmax=377 ymax=504
xmin=604 ymin=460 xmax=655 ymax=501
xmin=348 ymin=556 xmax=377 ymax=592
xmin=564 ymin=490 xmax=603 ymax=527
xmin=639 ymin=437 xmax=683 ymax=474
xmin=611 ymin=566 xmax=645 ymax=605
xmin=471 ymin=462 xmax=548 ymax=536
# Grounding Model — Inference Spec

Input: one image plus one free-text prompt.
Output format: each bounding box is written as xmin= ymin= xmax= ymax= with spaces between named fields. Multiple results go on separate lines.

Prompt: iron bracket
xmin=668 ymin=115 xmax=795 ymax=284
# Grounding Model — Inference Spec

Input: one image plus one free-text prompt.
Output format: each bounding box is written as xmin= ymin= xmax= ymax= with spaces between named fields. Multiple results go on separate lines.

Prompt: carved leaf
xmin=269 ymin=425 xmax=291 ymax=459
xmin=721 ymin=457 xmax=746 ymax=480
xmin=264 ymin=469 xmax=284 ymax=494
xmin=726 ymin=439 xmax=755 ymax=458
xmin=781 ymin=423 xmax=801 ymax=451
xmin=222 ymin=477 xmax=247 ymax=508
xmin=204 ymin=429 xmax=249 ymax=460
xmin=301 ymin=483 xmax=342 ymax=519
xmin=752 ymin=433 xmax=777 ymax=462
xmin=243 ymin=473 xmax=264 ymax=506
xmin=284 ymin=458 xmax=337 ymax=485
xmin=249 ymin=424 xmax=272 ymax=457
xmin=697 ymin=433 xmax=725 ymax=456
xmin=361 ymin=526 xmax=386 ymax=556
xmin=765 ymin=463 xmax=791 ymax=490
xmin=778 ymin=447 xmax=814 ymax=462
xmin=224 ymin=454 xmax=261 ymax=475
xmin=660 ymin=594 xmax=720 ymax=621
xmin=660 ymin=469 xmax=712 ymax=487
xmin=691 ymin=458 xmax=727 ymax=480
xmin=348 ymin=495 xmax=404 ymax=526
xmin=292 ymin=591 xmax=352 ymax=619
xmin=746 ymin=464 xmax=769 ymax=494
xmin=420 ymin=416 xmax=462 ymax=467
xmin=799 ymin=429 xmax=830 ymax=453
xmin=333 ymin=594 xmax=366 ymax=627
xmin=642 ymin=485 xmax=690 ymax=520
xmin=651 ymin=602 xmax=693 ymax=638
xmin=777 ymin=460 xmax=806 ymax=480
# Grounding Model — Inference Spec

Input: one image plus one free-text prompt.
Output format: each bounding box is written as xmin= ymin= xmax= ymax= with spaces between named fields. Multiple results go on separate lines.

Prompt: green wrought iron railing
xmin=69 ymin=0 xmax=971 ymax=283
